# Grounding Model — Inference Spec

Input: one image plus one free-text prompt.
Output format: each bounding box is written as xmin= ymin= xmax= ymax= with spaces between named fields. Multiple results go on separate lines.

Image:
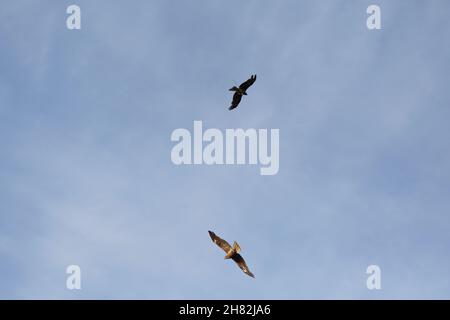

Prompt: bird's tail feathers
xmin=233 ymin=241 xmax=241 ymax=253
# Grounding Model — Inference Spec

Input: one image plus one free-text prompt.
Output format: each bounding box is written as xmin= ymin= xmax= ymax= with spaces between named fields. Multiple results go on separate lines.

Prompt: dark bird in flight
xmin=229 ymin=74 xmax=257 ymax=110
xmin=208 ymin=230 xmax=255 ymax=278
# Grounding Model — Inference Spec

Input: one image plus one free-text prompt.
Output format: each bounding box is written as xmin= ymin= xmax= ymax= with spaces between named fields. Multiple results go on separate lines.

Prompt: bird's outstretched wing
xmin=232 ymin=253 xmax=255 ymax=278
xmin=209 ymin=231 xmax=232 ymax=253
xmin=229 ymin=92 xmax=242 ymax=110
xmin=239 ymin=74 xmax=257 ymax=91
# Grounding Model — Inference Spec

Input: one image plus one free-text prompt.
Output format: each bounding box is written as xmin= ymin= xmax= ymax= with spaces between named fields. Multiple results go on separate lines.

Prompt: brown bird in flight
xmin=228 ymin=74 xmax=257 ymax=110
xmin=208 ymin=230 xmax=255 ymax=278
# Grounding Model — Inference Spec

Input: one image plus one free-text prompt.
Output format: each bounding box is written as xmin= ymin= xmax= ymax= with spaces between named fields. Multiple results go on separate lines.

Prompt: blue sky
xmin=1 ymin=0 xmax=450 ymax=299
